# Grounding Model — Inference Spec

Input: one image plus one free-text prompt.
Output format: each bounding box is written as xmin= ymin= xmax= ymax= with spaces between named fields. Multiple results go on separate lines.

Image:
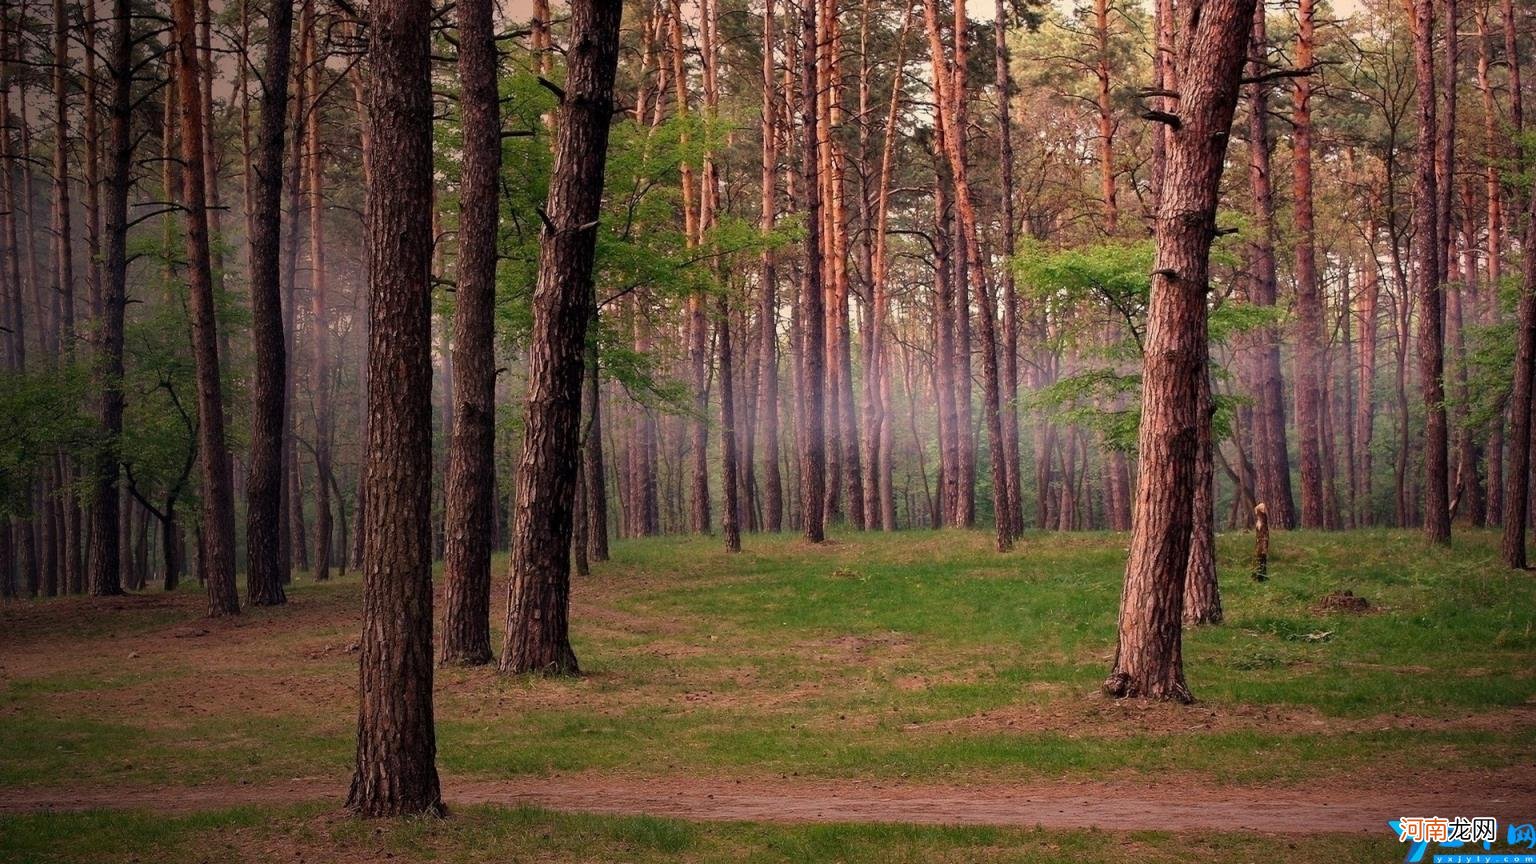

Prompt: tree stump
xmin=1253 ymin=502 xmax=1269 ymax=582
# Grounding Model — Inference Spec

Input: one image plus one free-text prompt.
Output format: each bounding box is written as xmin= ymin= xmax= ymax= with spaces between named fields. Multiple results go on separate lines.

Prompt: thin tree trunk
xmin=1292 ymin=0 xmax=1328 ymax=529
xmin=583 ymin=336 xmax=609 ymax=559
xmin=173 ymin=0 xmax=240 ymax=616
xmin=88 ymin=0 xmax=133 ymax=597
xmin=758 ymin=0 xmax=784 ymax=533
xmin=1243 ymin=4 xmax=1297 ymax=529
xmin=1414 ymin=0 xmax=1451 ymax=544
xmin=1500 ymin=0 xmax=1532 ymax=566
xmin=246 ymin=0 xmax=296 ymax=606
xmin=923 ymin=0 xmax=1011 ymax=550
xmin=439 ymin=0 xmax=501 ymax=666
xmin=306 ymin=18 xmax=333 ymax=582
xmin=798 ymin=0 xmax=826 ymax=543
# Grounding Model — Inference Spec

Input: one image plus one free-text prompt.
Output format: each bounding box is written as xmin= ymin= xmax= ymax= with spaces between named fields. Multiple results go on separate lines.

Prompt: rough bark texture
xmin=500 ymin=0 xmax=623 ymax=675
xmin=1105 ymin=0 xmax=1253 ymax=702
xmin=1242 ymin=5 xmax=1296 ymax=529
xmin=758 ymin=0 xmax=784 ymax=534
xmin=439 ymin=0 xmax=501 ymax=666
xmin=1292 ymin=0 xmax=1328 ymax=529
xmin=583 ymin=338 xmax=609 ymax=560
xmin=1500 ymin=0 xmax=1531 ymax=567
xmin=346 ymin=0 xmax=443 ymax=818
xmin=245 ymin=0 xmax=295 ymax=606
xmin=173 ymin=0 xmax=240 ymax=617
xmin=719 ymin=294 xmax=742 ymax=553
xmin=923 ymin=0 xmax=1011 ymax=550
xmin=798 ymin=0 xmax=827 ymax=544
xmin=1413 ymin=0 xmax=1451 ymax=544
xmin=88 ymin=0 xmax=132 ymax=597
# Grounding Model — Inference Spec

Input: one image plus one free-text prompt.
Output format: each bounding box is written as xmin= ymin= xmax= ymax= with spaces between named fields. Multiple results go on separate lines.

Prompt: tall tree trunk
xmin=1356 ymin=262 xmax=1379 ymax=525
xmin=88 ymin=0 xmax=133 ymax=597
xmin=1105 ymin=0 xmax=1253 ymax=702
xmin=500 ymin=0 xmax=623 ymax=674
xmin=758 ymin=0 xmax=784 ymax=533
xmin=50 ymin=0 xmax=83 ymax=594
xmin=1499 ymin=0 xmax=1532 ymax=566
xmin=798 ymin=0 xmax=827 ymax=543
xmin=1241 ymin=3 xmax=1296 ymax=529
xmin=1414 ymin=0 xmax=1451 ymax=544
xmin=346 ymin=0 xmax=443 ymax=818
xmin=306 ymin=19 xmax=333 ymax=582
xmin=923 ymin=0 xmax=1011 ymax=550
xmin=173 ymin=0 xmax=240 ymax=616
xmin=1292 ymin=0 xmax=1328 ymax=529
xmin=439 ymin=0 xmax=501 ymax=666
xmin=245 ymin=0 xmax=295 ymax=606
xmin=994 ymin=0 xmax=1022 ymax=538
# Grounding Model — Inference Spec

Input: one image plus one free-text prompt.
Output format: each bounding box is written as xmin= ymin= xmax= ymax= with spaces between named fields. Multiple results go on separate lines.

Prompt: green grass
xmin=0 ymin=804 xmax=1406 ymax=863
xmin=1 ymin=528 xmax=1532 ymax=790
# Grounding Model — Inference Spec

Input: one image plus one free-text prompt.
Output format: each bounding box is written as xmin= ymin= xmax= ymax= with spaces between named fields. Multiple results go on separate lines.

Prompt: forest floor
xmin=1 ymin=528 xmax=1533 ymax=862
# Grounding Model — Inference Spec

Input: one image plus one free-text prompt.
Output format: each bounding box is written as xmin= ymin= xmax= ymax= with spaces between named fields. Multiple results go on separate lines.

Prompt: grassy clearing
xmin=0 ymin=528 xmax=1531 ymax=790
xmin=0 ymin=804 xmax=1404 ymax=864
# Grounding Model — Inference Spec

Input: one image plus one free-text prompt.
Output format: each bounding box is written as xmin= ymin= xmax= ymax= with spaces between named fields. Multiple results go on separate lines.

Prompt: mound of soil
xmin=1314 ymin=590 xmax=1370 ymax=614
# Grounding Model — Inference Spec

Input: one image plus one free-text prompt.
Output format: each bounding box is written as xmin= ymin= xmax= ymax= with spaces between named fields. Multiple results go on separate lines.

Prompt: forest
xmin=0 ymin=0 xmax=1533 ymax=858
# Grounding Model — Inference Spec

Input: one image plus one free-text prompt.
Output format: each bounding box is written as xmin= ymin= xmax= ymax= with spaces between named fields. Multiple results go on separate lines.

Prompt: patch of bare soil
xmin=2 ymin=771 xmax=1532 ymax=834
xmin=1314 ymin=590 xmax=1371 ymax=614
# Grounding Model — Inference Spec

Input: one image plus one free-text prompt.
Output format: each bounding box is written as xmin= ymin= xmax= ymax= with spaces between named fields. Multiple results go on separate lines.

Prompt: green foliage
xmin=0 ymin=365 xmax=96 ymax=517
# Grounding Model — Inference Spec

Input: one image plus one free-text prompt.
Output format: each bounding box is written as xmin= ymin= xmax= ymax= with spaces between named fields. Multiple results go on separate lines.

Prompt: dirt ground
xmin=2 ymin=771 xmax=1533 ymax=833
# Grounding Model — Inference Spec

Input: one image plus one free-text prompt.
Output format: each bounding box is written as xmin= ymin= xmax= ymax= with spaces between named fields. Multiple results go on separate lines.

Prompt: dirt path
xmin=2 ymin=774 xmax=1531 ymax=834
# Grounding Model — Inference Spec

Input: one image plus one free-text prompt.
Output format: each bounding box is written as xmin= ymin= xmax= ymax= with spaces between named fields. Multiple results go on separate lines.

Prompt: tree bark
xmin=923 ymin=0 xmax=1011 ymax=550
xmin=500 ymin=0 xmax=623 ymax=674
xmin=88 ymin=0 xmax=133 ymax=597
xmin=798 ymin=0 xmax=826 ymax=543
xmin=1413 ymin=0 xmax=1451 ymax=544
xmin=758 ymin=0 xmax=784 ymax=533
xmin=439 ymin=0 xmax=501 ymax=666
xmin=1499 ymin=0 xmax=1531 ymax=566
xmin=346 ymin=0 xmax=443 ymax=818
xmin=1242 ymin=4 xmax=1297 ymax=529
xmin=172 ymin=0 xmax=240 ymax=616
xmin=1105 ymin=0 xmax=1253 ymax=702
xmin=1291 ymin=0 xmax=1329 ymax=529
xmin=246 ymin=0 xmax=295 ymax=606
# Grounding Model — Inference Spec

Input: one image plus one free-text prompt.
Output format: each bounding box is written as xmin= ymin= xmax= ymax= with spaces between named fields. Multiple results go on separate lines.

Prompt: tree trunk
xmin=1105 ymin=0 xmax=1252 ymax=702
xmin=1413 ymin=0 xmax=1451 ymax=544
xmin=87 ymin=0 xmax=133 ymax=597
xmin=346 ymin=0 xmax=443 ymax=818
xmin=1184 ymin=365 xmax=1221 ymax=625
xmin=798 ymin=0 xmax=827 ymax=543
xmin=305 ymin=7 xmax=333 ymax=582
xmin=500 ymin=0 xmax=623 ymax=674
xmin=172 ymin=0 xmax=240 ymax=616
xmin=1242 ymin=5 xmax=1297 ymax=529
xmin=583 ymin=336 xmax=609 ymax=560
xmin=246 ymin=0 xmax=295 ymax=606
xmin=758 ymin=0 xmax=784 ymax=533
xmin=720 ymin=292 xmax=742 ymax=553
xmin=439 ymin=0 xmax=501 ymax=666
xmin=994 ymin=0 xmax=1022 ymax=538
xmin=923 ymin=0 xmax=1011 ymax=550
xmin=1291 ymin=0 xmax=1329 ymax=529
xmin=1500 ymin=0 xmax=1531 ymax=566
